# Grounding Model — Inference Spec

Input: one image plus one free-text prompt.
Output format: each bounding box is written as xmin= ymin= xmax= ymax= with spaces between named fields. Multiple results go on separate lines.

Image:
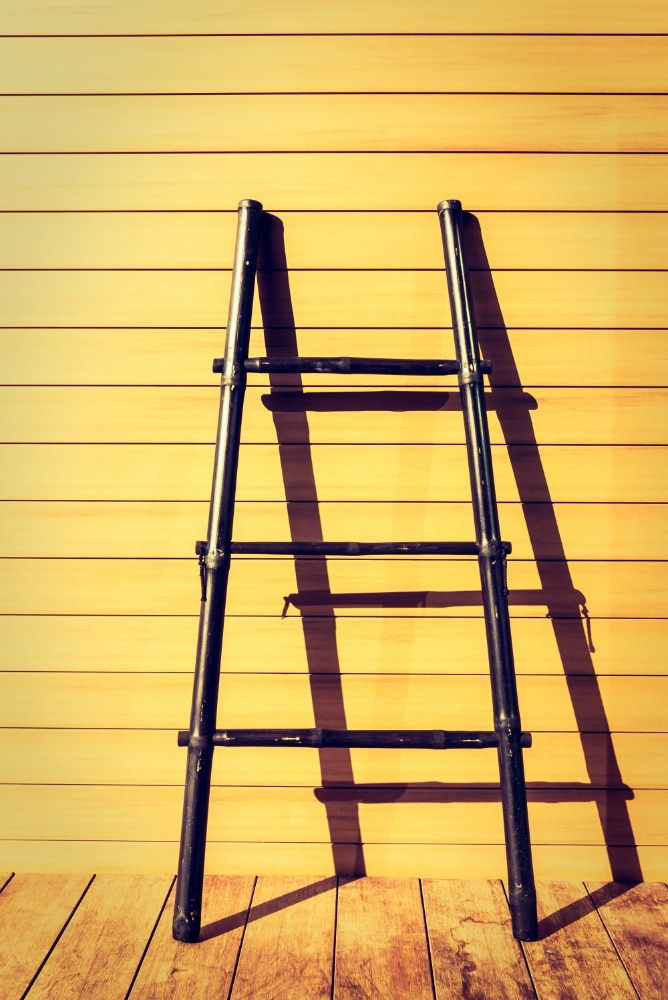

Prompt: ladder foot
xmin=172 ymin=908 xmax=201 ymax=943
xmin=508 ymin=887 xmax=539 ymax=941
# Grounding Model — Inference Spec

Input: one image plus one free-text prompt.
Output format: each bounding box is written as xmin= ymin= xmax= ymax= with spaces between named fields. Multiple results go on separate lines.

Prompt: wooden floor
xmin=1 ymin=874 xmax=666 ymax=999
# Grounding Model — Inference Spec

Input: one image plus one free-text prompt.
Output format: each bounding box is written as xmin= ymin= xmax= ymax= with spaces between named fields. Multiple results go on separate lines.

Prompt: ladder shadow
xmin=461 ymin=211 xmax=643 ymax=895
xmin=252 ymin=210 xmax=642 ymax=934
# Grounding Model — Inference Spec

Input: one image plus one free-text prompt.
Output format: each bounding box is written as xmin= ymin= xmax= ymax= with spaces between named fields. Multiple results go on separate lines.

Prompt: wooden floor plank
xmin=229 ymin=875 xmax=336 ymax=1000
xmin=26 ymin=874 xmax=172 ymax=1000
xmin=521 ymin=882 xmax=637 ymax=1000
xmin=0 ymin=873 xmax=91 ymax=1000
xmin=586 ymin=881 xmax=668 ymax=1000
xmin=130 ymin=875 xmax=255 ymax=1000
xmin=335 ymin=876 xmax=434 ymax=1000
xmin=422 ymin=879 xmax=535 ymax=1000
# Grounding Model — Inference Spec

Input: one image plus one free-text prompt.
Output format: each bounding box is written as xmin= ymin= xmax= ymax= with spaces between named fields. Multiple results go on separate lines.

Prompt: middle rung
xmin=178 ymin=728 xmax=533 ymax=750
xmin=212 ymin=356 xmax=493 ymax=376
xmin=225 ymin=540 xmax=488 ymax=556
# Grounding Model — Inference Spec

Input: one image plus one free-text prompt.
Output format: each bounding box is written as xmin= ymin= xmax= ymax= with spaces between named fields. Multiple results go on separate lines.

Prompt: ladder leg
xmin=172 ymin=199 xmax=263 ymax=942
xmin=438 ymin=200 xmax=538 ymax=941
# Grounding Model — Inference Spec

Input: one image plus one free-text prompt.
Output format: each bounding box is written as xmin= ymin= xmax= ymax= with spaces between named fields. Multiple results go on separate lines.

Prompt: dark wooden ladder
xmin=172 ymin=198 xmax=538 ymax=943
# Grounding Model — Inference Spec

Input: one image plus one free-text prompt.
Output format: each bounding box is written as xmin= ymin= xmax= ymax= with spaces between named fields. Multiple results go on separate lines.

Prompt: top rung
xmin=211 ymin=356 xmax=492 ymax=376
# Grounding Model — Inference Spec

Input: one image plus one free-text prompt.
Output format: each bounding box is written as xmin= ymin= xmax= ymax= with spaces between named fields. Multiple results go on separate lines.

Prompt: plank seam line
xmin=3 ymin=783 xmax=665 ymax=791
xmin=2 ymin=33 xmax=668 ymax=38
xmin=17 ymin=873 xmax=96 ymax=1000
xmin=121 ymin=873 xmax=176 ymax=1000
xmin=0 ymin=150 xmax=665 ymax=156
xmin=330 ymin=877 xmax=340 ymax=1000
xmin=3 ymin=324 xmax=667 ymax=331
xmin=585 ymin=882 xmax=642 ymax=1000
xmin=3 ymin=266 xmax=668 ymax=272
xmin=4 ymin=91 xmax=668 ymax=97
xmin=225 ymin=875 xmax=258 ymax=1000
xmin=2 ymin=838 xmax=662 ymax=847
xmin=2 ymin=209 xmax=668 ymax=215
xmin=418 ymin=878 xmax=438 ymax=1000
xmin=0 ymin=871 xmax=15 ymax=893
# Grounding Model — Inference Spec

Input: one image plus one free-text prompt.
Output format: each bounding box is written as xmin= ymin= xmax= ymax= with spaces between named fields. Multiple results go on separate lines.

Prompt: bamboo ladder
xmin=172 ymin=199 xmax=538 ymax=943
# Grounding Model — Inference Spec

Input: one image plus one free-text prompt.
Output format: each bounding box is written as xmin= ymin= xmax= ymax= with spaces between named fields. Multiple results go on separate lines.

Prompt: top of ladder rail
xmin=212 ymin=357 xmax=492 ymax=376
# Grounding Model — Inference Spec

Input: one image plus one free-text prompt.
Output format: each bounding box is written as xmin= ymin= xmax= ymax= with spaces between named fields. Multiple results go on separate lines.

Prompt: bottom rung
xmin=177 ymin=728 xmax=532 ymax=750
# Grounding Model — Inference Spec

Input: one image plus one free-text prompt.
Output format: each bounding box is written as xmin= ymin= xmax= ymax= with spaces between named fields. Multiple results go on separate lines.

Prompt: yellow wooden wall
xmin=0 ymin=1 xmax=667 ymax=880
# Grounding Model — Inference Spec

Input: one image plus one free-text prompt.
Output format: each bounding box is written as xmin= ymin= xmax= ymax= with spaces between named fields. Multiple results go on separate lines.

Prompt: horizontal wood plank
xmin=1 ymin=153 xmax=666 ymax=212
xmin=1 ymin=328 xmax=667 ymax=389
xmin=0 ymin=499 xmax=664 ymax=561
xmin=0 ymin=873 xmax=92 ymax=1000
xmin=3 ymin=270 xmax=667 ymax=329
xmin=2 ymin=386 xmax=667 ymax=445
xmin=26 ymin=874 xmax=172 ymax=1000
xmin=2 ymin=95 xmax=667 ymax=154
xmin=1 ymin=0 xmax=664 ymax=34
xmin=1 ymin=784 xmax=665 ymax=846
xmin=0 ymin=553 xmax=664 ymax=616
xmin=1 ymin=840 xmax=665 ymax=881
xmin=0 ymin=444 xmax=664 ymax=503
xmin=1 ymin=614 xmax=663 ymax=676
xmin=1 ymin=671 xmax=665 ymax=731
xmin=4 ymin=36 xmax=668 ymax=95
xmin=3 ymin=211 xmax=668 ymax=271
xmin=130 ymin=876 xmax=255 ymax=1000
xmin=1 ymin=730 xmax=664 ymax=789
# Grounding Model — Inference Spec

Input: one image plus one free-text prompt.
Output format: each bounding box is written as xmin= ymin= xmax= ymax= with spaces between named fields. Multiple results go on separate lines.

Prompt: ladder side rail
xmin=173 ymin=199 xmax=263 ymax=943
xmin=438 ymin=200 xmax=538 ymax=941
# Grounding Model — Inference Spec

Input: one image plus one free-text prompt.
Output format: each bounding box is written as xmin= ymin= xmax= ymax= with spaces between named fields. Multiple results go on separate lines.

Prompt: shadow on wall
xmin=252 ymin=209 xmax=641 ymax=891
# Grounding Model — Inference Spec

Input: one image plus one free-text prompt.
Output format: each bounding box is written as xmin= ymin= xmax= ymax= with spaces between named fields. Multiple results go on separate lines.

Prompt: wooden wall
xmin=0 ymin=1 xmax=666 ymax=880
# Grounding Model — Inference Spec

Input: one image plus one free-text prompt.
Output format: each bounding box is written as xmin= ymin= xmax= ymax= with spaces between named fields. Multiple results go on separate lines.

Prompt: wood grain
xmin=4 ymin=211 xmax=668 ymax=270
xmin=26 ymin=875 xmax=172 ymax=1000
xmin=335 ymin=877 xmax=434 ymax=1000
xmin=229 ymin=875 xmax=336 ymax=999
xmin=521 ymin=882 xmax=637 ymax=1000
xmin=4 ymin=36 xmax=668 ymax=95
xmin=2 ymin=153 xmax=666 ymax=212
xmin=2 ymin=95 xmax=666 ymax=154
xmin=2 ymin=385 xmax=667 ymax=446
xmin=2 ymin=729 xmax=666 ymax=790
xmin=0 ymin=874 xmax=91 ymax=1000
xmin=1 ymin=785 xmax=665 ymax=847
xmin=585 ymin=881 xmax=668 ymax=1000
xmin=0 ymin=444 xmax=663 ymax=503
xmin=1 ymin=500 xmax=664 ymax=561
xmin=2 ymin=840 xmax=667 ymax=881
xmin=2 ymin=328 xmax=667 ymax=388
xmin=0 ymin=554 xmax=665 ymax=617
xmin=2 ymin=613 xmax=665 ymax=676
xmin=4 ymin=268 xmax=668 ymax=330
xmin=1 ymin=0 xmax=664 ymax=34
xmin=130 ymin=876 xmax=255 ymax=1000
xmin=5 ymin=671 xmax=666 ymax=732
xmin=422 ymin=879 xmax=535 ymax=1000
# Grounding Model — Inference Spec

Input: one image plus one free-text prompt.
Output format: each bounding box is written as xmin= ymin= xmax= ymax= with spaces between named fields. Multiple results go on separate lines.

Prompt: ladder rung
xmin=234 ymin=357 xmax=470 ymax=376
xmin=178 ymin=728 xmax=533 ymax=750
xmin=229 ymin=541 xmax=480 ymax=556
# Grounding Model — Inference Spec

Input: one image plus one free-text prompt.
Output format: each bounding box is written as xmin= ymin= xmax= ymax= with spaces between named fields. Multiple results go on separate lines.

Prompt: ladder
xmin=172 ymin=199 xmax=538 ymax=943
